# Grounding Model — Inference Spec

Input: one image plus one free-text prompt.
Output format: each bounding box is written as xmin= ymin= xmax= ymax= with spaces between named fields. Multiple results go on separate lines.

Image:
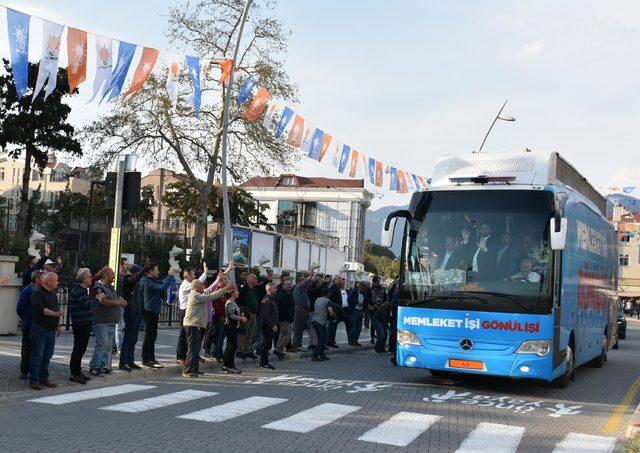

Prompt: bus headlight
xmin=398 ymin=329 xmax=423 ymax=346
xmin=516 ymin=340 xmax=551 ymax=357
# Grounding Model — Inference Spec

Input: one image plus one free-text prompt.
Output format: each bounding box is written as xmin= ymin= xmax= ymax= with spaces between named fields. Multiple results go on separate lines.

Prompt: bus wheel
xmin=553 ymin=346 xmax=574 ymax=389
xmin=588 ymin=334 xmax=607 ymax=368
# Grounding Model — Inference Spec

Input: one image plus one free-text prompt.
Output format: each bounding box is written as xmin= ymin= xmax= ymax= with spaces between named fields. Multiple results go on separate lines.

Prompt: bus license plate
xmin=449 ymin=359 xmax=484 ymax=370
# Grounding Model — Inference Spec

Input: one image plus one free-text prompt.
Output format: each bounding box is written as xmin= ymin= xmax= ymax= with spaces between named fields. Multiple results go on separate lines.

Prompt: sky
xmin=1 ymin=0 xmax=640 ymax=209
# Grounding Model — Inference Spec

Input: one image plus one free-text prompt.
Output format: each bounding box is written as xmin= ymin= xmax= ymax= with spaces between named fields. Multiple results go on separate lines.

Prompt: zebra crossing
xmin=27 ymin=384 xmax=618 ymax=452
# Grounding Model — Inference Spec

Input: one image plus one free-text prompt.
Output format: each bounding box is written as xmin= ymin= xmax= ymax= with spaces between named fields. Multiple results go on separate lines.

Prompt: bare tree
xmin=81 ymin=0 xmax=298 ymax=250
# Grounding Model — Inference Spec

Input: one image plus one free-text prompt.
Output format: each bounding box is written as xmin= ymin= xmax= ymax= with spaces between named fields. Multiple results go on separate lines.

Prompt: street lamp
xmin=475 ymin=99 xmax=516 ymax=153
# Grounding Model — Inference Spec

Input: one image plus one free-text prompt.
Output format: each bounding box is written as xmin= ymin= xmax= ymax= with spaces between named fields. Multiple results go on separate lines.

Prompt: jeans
xmin=372 ymin=318 xmax=388 ymax=352
xmin=90 ymin=324 xmax=115 ymax=370
xmin=115 ymin=306 xmax=125 ymax=350
xmin=70 ymin=322 xmax=92 ymax=376
xmin=275 ymin=321 xmax=292 ymax=353
xmin=260 ymin=325 xmax=274 ymax=366
xmin=184 ymin=326 xmax=201 ymax=374
xmin=311 ymin=321 xmax=327 ymax=358
xmin=176 ymin=308 xmax=187 ymax=360
xmin=20 ymin=328 xmax=30 ymax=376
xmin=223 ymin=324 xmax=238 ymax=369
xmin=348 ymin=310 xmax=364 ymax=345
xmin=29 ymin=323 xmax=55 ymax=384
xmin=120 ymin=311 xmax=141 ymax=367
xmin=238 ymin=315 xmax=256 ymax=355
xmin=292 ymin=306 xmax=309 ymax=349
xmin=142 ymin=311 xmax=159 ymax=363
xmin=210 ymin=317 xmax=226 ymax=358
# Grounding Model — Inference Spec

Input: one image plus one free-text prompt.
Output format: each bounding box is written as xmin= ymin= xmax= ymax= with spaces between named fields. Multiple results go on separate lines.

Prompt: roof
xmin=240 ymin=174 xmax=365 ymax=189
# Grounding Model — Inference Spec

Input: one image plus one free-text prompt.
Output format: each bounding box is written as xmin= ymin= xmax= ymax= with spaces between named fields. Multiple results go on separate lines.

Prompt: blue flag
xmin=186 ymin=56 xmax=201 ymax=116
xmin=368 ymin=158 xmax=376 ymax=185
xmin=307 ymin=128 xmax=325 ymax=160
xmin=103 ymin=41 xmax=137 ymax=102
xmin=389 ymin=167 xmax=399 ymax=191
xmin=623 ymin=187 xmax=636 ymax=194
xmin=6 ymin=9 xmax=31 ymax=99
xmin=628 ymin=199 xmax=637 ymax=207
xmin=237 ymin=78 xmax=257 ymax=104
xmin=338 ymin=145 xmax=351 ymax=173
xmin=275 ymin=106 xmax=294 ymax=139
xmin=411 ymin=174 xmax=421 ymax=192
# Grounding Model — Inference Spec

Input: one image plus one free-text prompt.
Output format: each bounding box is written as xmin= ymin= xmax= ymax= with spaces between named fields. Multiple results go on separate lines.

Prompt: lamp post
xmin=475 ymin=99 xmax=516 ymax=153
xmin=219 ymin=0 xmax=253 ymax=283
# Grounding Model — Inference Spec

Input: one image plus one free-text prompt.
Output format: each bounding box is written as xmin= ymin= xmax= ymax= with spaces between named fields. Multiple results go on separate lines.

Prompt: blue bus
xmin=383 ymin=152 xmax=618 ymax=387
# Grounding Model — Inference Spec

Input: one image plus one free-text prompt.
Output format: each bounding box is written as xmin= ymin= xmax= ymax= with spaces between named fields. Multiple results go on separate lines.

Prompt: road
xmin=1 ymin=323 xmax=639 ymax=452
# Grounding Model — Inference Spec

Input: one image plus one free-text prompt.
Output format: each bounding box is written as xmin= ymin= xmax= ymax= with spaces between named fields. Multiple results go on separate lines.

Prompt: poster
xmin=281 ymin=238 xmax=297 ymax=270
xmin=224 ymin=227 xmax=250 ymax=265
xmin=250 ymin=232 xmax=275 ymax=267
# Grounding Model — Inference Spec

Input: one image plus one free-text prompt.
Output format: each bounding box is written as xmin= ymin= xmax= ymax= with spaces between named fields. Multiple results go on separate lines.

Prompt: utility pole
xmin=108 ymin=156 xmax=128 ymax=289
xmin=219 ymin=0 xmax=252 ymax=282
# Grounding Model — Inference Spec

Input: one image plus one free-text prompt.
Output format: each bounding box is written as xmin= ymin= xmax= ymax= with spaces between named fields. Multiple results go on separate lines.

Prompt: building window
xmin=0 ymin=168 xmax=4 ymax=181
xmin=277 ymin=200 xmax=296 ymax=226
xmin=620 ymin=234 xmax=631 ymax=243
xmin=620 ymin=254 xmax=630 ymax=266
xmin=280 ymin=177 xmax=295 ymax=186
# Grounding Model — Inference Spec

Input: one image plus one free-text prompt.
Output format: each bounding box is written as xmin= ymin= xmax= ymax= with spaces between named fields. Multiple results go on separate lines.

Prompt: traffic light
xmin=104 ymin=171 xmax=141 ymax=209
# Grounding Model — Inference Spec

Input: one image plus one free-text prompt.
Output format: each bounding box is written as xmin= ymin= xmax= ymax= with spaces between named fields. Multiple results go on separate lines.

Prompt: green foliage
xmin=25 ymin=187 xmax=49 ymax=231
xmin=365 ymin=239 xmax=396 ymax=260
xmin=364 ymin=240 xmax=399 ymax=279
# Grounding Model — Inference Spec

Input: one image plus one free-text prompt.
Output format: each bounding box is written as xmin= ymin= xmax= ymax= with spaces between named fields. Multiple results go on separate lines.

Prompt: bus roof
xmin=429 ymin=151 xmax=606 ymax=215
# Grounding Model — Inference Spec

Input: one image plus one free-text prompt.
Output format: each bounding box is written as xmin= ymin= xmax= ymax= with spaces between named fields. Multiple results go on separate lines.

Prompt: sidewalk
xmin=0 ymin=326 xmax=373 ymax=396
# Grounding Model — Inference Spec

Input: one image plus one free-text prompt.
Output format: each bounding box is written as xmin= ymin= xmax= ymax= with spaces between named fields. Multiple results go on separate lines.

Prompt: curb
xmin=627 ymin=402 xmax=640 ymax=439
xmin=97 ymin=342 xmax=375 ymax=385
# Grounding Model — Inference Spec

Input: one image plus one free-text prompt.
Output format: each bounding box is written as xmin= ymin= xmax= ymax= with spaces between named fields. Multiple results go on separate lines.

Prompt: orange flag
xmin=219 ymin=59 xmax=233 ymax=85
xmin=244 ymin=88 xmax=270 ymax=121
xmin=349 ymin=150 xmax=360 ymax=177
xmin=123 ymin=47 xmax=159 ymax=101
xmin=286 ymin=114 xmax=305 ymax=147
xmin=319 ymin=133 xmax=333 ymax=162
xmin=67 ymin=28 xmax=87 ymax=93
xmin=375 ymin=161 xmax=384 ymax=187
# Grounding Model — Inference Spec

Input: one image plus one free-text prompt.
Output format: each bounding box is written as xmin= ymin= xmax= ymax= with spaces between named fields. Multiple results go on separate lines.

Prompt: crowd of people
xmin=15 ymin=246 xmax=399 ymax=388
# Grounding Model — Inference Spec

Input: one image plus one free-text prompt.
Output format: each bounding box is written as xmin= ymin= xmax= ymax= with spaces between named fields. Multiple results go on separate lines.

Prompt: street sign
xmin=108 ymin=227 xmax=121 ymax=289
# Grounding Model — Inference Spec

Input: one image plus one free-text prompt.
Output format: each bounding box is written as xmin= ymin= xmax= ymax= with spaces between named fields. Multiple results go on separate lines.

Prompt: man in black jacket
xmin=327 ymin=276 xmax=350 ymax=348
xmin=118 ymin=263 xmax=147 ymax=371
xmin=273 ymin=279 xmax=294 ymax=358
xmin=68 ymin=268 xmax=94 ymax=384
xmin=259 ymin=283 xmax=279 ymax=370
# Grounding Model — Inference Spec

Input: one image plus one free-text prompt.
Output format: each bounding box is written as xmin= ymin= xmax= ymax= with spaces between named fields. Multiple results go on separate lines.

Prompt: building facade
xmin=140 ymin=168 xmax=190 ymax=236
xmin=0 ymin=154 xmax=90 ymax=231
xmin=240 ymin=174 xmax=373 ymax=264
xmin=611 ymin=205 xmax=640 ymax=303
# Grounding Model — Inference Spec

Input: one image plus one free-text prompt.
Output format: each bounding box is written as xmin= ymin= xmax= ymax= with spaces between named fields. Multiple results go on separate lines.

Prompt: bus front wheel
xmin=553 ymin=346 xmax=574 ymax=389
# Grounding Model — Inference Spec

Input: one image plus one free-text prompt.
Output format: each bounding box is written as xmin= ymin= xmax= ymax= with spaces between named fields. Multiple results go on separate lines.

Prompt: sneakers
xmin=80 ymin=372 xmax=92 ymax=381
xmin=152 ymin=361 xmax=165 ymax=368
xmin=90 ymin=368 xmax=105 ymax=377
xmin=118 ymin=364 xmax=132 ymax=372
xmin=182 ymin=372 xmax=199 ymax=379
xmin=70 ymin=375 xmax=88 ymax=385
xmin=259 ymin=363 xmax=275 ymax=370
xmin=223 ymin=366 xmax=241 ymax=374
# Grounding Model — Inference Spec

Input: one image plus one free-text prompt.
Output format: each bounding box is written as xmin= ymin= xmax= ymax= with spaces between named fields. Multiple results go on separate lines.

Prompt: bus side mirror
xmin=550 ymin=217 xmax=568 ymax=250
xmin=382 ymin=217 xmax=398 ymax=248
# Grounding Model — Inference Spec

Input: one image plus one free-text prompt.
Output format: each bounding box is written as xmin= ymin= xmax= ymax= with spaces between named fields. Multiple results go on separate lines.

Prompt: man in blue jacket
xmin=16 ymin=270 xmax=44 ymax=380
xmin=140 ymin=264 xmax=177 ymax=368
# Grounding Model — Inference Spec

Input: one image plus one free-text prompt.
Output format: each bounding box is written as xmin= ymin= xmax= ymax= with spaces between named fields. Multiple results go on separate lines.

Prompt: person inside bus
xmin=435 ymin=236 xmax=465 ymax=271
xmin=462 ymin=223 xmax=498 ymax=281
xmin=510 ymin=259 xmax=541 ymax=283
xmin=496 ymin=232 xmax=520 ymax=280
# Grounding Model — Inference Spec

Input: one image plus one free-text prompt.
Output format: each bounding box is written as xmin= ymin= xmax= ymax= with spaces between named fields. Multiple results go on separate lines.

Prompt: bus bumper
xmin=397 ymin=344 xmax=553 ymax=381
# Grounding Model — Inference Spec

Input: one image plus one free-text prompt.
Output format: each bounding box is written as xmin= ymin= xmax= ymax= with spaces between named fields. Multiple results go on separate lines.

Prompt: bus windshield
xmin=401 ymin=190 xmax=555 ymax=314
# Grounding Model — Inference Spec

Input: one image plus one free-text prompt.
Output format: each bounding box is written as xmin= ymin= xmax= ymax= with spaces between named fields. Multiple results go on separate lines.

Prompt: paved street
xmin=1 ymin=323 xmax=639 ymax=452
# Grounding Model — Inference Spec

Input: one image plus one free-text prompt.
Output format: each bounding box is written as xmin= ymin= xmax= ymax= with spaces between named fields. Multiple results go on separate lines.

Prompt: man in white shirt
xmin=510 ymin=259 xmax=541 ymax=283
xmin=176 ymin=263 xmax=207 ymax=365
xmin=463 ymin=223 xmax=498 ymax=280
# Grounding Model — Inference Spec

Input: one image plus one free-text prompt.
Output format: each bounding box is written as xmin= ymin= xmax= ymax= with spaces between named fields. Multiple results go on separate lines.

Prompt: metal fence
xmin=56 ymin=281 xmax=181 ymax=331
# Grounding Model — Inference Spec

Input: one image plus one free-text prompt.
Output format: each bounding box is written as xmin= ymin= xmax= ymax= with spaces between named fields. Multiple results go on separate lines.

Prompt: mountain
xmin=364 ymin=204 xmax=408 ymax=256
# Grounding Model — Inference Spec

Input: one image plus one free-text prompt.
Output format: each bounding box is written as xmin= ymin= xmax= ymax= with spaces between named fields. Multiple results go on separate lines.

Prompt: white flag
xmin=299 ymin=122 xmax=315 ymax=154
xmin=88 ymin=35 xmax=113 ymax=103
xmin=331 ymin=139 xmax=344 ymax=168
xmin=166 ymin=55 xmax=180 ymax=108
xmin=262 ymin=100 xmax=281 ymax=131
xmin=32 ymin=20 xmax=64 ymax=102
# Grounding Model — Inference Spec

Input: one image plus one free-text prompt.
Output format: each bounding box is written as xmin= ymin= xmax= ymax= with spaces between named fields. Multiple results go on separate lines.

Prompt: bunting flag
xmin=275 ymin=106 xmax=294 ymax=139
xmin=299 ymin=122 xmax=315 ymax=154
xmin=123 ymin=47 xmax=159 ymax=101
xmin=186 ymin=55 xmax=202 ymax=116
xmin=6 ymin=8 xmax=30 ymax=99
xmin=397 ymin=170 xmax=409 ymax=193
xmin=66 ymin=28 xmax=87 ymax=93
xmin=418 ymin=176 xmax=430 ymax=189
xmin=338 ymin=145 xmax=351 ymax=173
xmin=243 ymin=87 xmax=270 ymax=122
xmin=219 ymin=59 xmax=232 ymax=84
xmin=88 ymin=35 xmax=113 ymax=102
xmin=262 ymin=100 xmax=281 ymax=130
xmin=166 ymin=55 xmax=180 ymax=108
xmin=389 ymin=167 xmax=399 ymax=191
xmin=308 ymin=128 xmax=325 ymax=161
xmin=200 ymin=57 xmax=212 ymax=78
xmin=319 ymin=133 xmax=333 ymax=162
xmin=411 ymin=174 xmax=422 ymax=192
xmin=286 ymin=114 xmax=305 ymax=147
xmin=374 ymin=161 xmax=384 ymax=187
xmin=238 ymin=78 xmax=258 ymax=104
xmin=103 ymin=41 xmax=137 ymax=102
xmin=32 ymin=20 xmax=64 ymax=101
xmin=331 ymin=140 xmax=343 ymax=168
xmin=349 ymin=149 xmax=360 ymax=178
xmin=367 ymin=158 xmax=376 ymax=186
xmin=623 ymin=187 xmax=636 ymax=194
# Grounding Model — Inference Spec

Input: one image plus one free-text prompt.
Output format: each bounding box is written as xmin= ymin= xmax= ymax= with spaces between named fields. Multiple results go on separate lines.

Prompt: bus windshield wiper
xmin=463 ymin=291 xmax=533 ymax=312
xmin=408 ymin=293 xmax=490 ymax=306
